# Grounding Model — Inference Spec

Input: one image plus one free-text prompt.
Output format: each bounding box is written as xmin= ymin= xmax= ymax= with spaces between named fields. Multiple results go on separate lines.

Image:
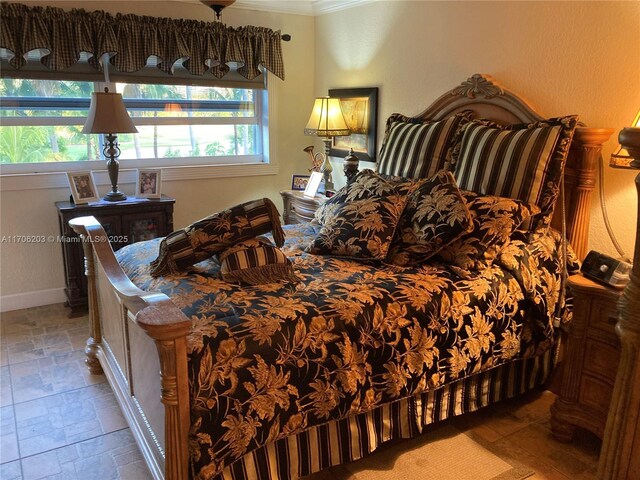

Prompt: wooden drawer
xmin=588 ymin=300 xmax=620 ymax=337
xmin=579 ymin=374 xmax=614 ymax=416
xmin=583 ymin=337 xmax=620 ymax=382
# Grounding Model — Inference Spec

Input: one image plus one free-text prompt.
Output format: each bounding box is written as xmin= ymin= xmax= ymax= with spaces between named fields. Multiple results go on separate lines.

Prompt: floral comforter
xmin=116 ymin=223 xmax=576 ymax=479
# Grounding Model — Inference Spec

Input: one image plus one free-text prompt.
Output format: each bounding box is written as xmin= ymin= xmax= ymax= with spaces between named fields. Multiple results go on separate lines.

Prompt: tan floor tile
xmin=0 ymin=460 xmax=22 ymax=480
xmin=1 ymin=405 xmax=20 ymax=464
xmin=14 ymin=383 xmax=124 ymax=457
xmin=10 ymin=350 xmax=105 ymax=403
xmin=1 ymin=365 xmax=12 ymax=407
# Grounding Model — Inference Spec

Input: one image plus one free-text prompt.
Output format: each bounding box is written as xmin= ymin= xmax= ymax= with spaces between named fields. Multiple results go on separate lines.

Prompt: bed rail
xmin=69 ymin=216 xmax=190 ymax=480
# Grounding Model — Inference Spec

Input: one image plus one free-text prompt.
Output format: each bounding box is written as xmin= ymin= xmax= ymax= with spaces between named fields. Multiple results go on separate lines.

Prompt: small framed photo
xmin=304 ymin=171 xmax=323 ymax=198
xmin=136 ymin=169 xmax=162 ymax=199
xmin=291 ymin=174 xmax=310 ymax=191
xmin=67 ymin=171 xmax=99 ymax=204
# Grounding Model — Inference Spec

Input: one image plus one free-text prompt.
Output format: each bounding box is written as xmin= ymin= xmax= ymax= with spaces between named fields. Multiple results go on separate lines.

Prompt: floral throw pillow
xmin=307 ymin=170 xmax=406 ymax=259
xmin=436 ymin=191 xmax=540 ymax=271
xmin=387 ymin=170 xmax=473 ymax=266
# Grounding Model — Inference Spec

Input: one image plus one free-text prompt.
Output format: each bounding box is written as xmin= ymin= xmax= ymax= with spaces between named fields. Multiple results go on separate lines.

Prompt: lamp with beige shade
xmin=82 ymin=88 xmax=138 ymax=202
xmin=304 ymin=97 xmax=351 ymax=192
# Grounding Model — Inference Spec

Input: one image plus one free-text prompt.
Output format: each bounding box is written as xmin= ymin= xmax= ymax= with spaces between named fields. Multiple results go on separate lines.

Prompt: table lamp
xmin=82 ymin=87 xmax=138 ymax=202
xmin=304 ymin=97 xmax=350 ymax=192
xmin=598 ymin=108 xmax=640 ymax=479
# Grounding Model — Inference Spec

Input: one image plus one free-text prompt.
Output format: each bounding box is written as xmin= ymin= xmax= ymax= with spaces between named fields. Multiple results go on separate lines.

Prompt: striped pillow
xmin=219 ymin=237 xmax=298 ymax=285
xmin=376 ymin=111 xmax=472 ymax=180
xmin=453 ymin=116 xmax=578 ymax=230
xmin=149 ymin=198 xmax=284 ymax=276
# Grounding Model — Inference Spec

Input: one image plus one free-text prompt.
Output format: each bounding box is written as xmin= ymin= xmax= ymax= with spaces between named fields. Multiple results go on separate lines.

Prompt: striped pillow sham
xmin=219 ymin=237 xmax=298 ymax=285
xmin=149 ymin=197 xmax=285 ymax=276
xmin=453 ymin=115 xmax=578 ymax=231
xmin=376 ymin=111 xmax=472 ymax=180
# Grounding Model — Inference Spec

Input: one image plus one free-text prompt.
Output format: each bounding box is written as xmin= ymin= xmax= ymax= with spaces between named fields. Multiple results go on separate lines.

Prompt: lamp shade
xmin=611 ymin=109 xmax=640 ymax=169
xmin=82 ymin=89 xmax=138 ymax=135
xmin=304 ymin=97 xmax=350 ymax=137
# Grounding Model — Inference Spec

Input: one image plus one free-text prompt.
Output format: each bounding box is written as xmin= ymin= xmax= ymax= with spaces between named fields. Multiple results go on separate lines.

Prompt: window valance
xmin=0 ymin=2 xmax=285 ymax=81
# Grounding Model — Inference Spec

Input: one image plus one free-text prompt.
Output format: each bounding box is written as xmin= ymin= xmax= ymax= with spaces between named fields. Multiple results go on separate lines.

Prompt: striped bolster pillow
xmin=149 ymin=198 xmax=285 ymax=276
xmin=453 ymin=115 xmax=578 ymax=231
xmin=376 ymin=111 xmax=472 ymax=180
xmin=219 ymin=237 xmax=298 ymax=285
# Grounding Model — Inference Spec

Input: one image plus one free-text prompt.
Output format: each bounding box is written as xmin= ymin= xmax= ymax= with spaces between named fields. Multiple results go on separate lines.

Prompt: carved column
xmin=137 ymin=305 xmax=191 ymax=480
xmin=74 ymin=227 xmax=104 ymax=375
xmin=597 ymin=172 xmax=640 ymax=480
xmin=567 ymin=128 xmax=614 ymax=260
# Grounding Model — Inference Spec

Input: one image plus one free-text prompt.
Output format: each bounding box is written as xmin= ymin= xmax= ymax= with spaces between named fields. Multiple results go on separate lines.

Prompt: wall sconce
xmin=82 ymin=88 xmax=138 ymax=202
xmin=304 ymin=97 xmax=350 ymax=192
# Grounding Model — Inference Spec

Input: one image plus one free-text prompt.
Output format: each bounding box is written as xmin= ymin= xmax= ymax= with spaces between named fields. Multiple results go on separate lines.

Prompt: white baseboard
xmin=0 ymin=288 xmax=66 ymax=313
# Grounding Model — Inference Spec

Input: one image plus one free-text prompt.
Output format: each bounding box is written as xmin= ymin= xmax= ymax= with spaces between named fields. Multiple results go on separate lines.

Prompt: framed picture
xmin=291 ymin=174 xmax=310 ymax=191
xmin=67 ymin=171 xmax=99 ymax=204
xmin=136 ymin=169 xmax=162 ymax=199
xmin=329 ymin=87 xmax=378 ymax=163
xmin=304 ymin=171 xmax=323 ymax=198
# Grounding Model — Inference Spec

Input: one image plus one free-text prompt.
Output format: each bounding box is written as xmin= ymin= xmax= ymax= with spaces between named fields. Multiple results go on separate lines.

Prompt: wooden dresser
xmin=55 ymin=196 xmax=175 ymax=316
xmin=551 ymin=274 xmax=623 ymax=441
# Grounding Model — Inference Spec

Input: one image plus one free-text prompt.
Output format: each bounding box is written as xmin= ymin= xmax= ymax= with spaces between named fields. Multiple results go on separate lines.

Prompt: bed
xmin=69 ymin=74 xmax=613 ymax=480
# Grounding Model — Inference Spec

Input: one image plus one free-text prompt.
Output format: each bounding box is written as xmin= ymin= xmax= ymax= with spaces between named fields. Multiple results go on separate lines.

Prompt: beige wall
xmin=0 ymin=1 xmax=315 ymax=305
xmin=2 ymin=0 xmax=640 ymax=308
xmin=317 ymin=0 xmax=640 ymax=258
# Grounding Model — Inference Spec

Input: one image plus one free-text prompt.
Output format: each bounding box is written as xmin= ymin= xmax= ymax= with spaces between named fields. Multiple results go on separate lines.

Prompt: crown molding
xmin=232 ymin=0 xmax=374 ymax=16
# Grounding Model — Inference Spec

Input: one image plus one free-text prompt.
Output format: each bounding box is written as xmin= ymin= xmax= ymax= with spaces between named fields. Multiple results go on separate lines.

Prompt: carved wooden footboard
xmin=69 ymin=75 xmax=614 ymax=480
xmin=69 ymin=217 xmax=191 ymax=480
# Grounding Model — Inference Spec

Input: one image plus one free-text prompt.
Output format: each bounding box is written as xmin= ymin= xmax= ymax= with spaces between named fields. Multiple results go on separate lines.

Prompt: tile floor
xmin=0 ymin=304 xmax=601 ymax=480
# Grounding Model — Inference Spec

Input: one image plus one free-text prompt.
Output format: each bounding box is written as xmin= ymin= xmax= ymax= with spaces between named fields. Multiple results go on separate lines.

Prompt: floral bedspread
xmin=116 ymin=223 xmax=575 ymax=479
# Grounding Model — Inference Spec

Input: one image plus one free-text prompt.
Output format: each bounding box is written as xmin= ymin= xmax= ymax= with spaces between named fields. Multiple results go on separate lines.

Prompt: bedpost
xmin=560 ymin=127 xmax=614 ymax=260
xmin=71 ymin=223 xmax=104 ymax=375
xmin=137 ymin=305 xmax=191 ymax=480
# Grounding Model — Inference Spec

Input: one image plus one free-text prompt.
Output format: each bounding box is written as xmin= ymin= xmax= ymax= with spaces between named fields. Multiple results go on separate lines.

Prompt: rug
xmin=313 ymin=424 xmax=534 ymax=480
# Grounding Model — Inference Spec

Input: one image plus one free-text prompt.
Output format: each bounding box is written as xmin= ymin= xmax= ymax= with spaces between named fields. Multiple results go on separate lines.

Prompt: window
xmin=0 ymin=78 xmax=268 ymax=170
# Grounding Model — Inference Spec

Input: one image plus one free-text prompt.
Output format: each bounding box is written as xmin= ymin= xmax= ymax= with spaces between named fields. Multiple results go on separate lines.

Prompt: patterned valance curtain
xmin=0 ymin=2 xmax=285 ymax=81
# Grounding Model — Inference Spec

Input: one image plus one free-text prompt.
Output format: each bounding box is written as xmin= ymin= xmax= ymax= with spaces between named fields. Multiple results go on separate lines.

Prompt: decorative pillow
xmin=307 ymin=170 xmax=406 ymax=259
xmin=436 ymin=191 xmax=540 ymax=271
xmin=218 ymin=236 xmax=298 ymax=285
xmin=452 ymin=115 xmax=578 ymax=231
xmin=314 ymin=169 xmax=405 ymax=226
xmin=150 ymin=198 xmax=284 ymax=276
xmin=387 ymin=170 xmax=473 ymax=266
xmin=376 ymin=111 xmax=473 ymax=180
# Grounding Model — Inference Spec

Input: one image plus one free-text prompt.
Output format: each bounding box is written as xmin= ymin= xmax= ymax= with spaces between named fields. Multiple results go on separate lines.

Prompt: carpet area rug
xmin=311 ymin=424 xmax=534 ymax=480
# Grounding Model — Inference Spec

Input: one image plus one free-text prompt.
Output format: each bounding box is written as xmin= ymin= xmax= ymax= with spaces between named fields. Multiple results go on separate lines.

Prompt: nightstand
xmin=280 ymin=190 xmax=327 ymax=225
xmin=551 ymin=274 xmax=623 ymax=442
xmin=56 ymin=195 xmax=175 ymax=316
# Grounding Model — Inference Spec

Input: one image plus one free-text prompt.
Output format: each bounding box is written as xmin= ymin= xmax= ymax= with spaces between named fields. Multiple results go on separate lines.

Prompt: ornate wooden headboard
xmin=395 ymin=74 xmax=613 ymax=260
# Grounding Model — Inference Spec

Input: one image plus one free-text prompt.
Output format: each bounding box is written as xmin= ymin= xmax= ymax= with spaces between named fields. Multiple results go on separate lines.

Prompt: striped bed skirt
xmin=216 ymin=347 xmax=556 ymax=480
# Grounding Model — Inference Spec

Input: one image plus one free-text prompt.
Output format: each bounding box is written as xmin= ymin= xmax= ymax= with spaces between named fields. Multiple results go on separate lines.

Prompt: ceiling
xmin=184 ymin=0 xmax=374 ymax=16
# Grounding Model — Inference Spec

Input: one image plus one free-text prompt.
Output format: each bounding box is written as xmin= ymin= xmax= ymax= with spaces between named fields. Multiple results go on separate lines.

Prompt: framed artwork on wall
xmin=329 ymin=87 xmax=378 ymax=163
xmin=136 ymin=169 xmax=162 ymax=199
xmin=67 ymin=171 xmax=99 ymax=204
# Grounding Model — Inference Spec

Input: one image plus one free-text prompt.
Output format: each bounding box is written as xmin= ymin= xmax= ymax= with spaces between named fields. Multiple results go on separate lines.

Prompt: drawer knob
xmin=607 ymin=316 xmax=618 ymax=326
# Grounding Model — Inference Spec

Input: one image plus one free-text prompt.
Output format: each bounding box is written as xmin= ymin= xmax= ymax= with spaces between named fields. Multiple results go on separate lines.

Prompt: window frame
xmin=0 ymin=76 xmax=276 ymax=181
